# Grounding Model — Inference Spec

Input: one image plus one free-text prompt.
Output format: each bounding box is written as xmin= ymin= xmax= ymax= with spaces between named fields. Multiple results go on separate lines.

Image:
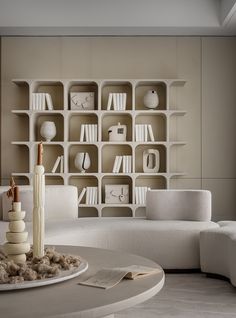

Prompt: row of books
xmin=112 ymin=155 xmax=132 ymax=173
xmin=80 ymin=124 xmax=98 ymax=142
xmin=135 ymin=187 xmax=150 ymax=205
xmin=31 ymin=93 xmax=53 ymax=110
xmin=107 ymin=93 xmax=127 ymax=110
xmin=78 ymin=187 xmax=98 ymax=205
xmin=135 ymin=124 xmax=155 ymax=142
xmin=51 ymin=155 xmax=64 ymax=173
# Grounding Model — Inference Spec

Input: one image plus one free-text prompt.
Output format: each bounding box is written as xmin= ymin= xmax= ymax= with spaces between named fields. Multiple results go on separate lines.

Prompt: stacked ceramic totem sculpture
xmin=4 ymin=179 xmax=30 ymax=263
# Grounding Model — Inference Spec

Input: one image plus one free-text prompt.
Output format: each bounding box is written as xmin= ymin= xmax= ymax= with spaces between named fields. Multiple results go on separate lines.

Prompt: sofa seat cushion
xmin=1 ymin=218 xmax=218 ymax=270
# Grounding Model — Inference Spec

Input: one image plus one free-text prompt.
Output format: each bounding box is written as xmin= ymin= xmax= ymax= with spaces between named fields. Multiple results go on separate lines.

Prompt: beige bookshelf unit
xmin=11 ymin=79 xmax=186 ymax=218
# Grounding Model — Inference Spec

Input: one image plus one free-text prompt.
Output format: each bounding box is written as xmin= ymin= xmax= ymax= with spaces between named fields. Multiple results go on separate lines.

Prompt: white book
xmin=35 ymin=93 xmax=39 ymax=110
xmin=60 ymin=155 xmax=64 ymax=173
xmin=78 ymin=187 xmax=87 ymax=204
xmin=91 ymin=125 xmax=95 ymax=142
xmin=144 ymin=187 xmax=148 ymax=205
xmin=41 ymin=93 xmax=46 ymax=110
xmin=32 ymin=93 xmax=36 ymax=110
xmin=85 ymin=124 xmax=89 ymax=142
xmin=112 ymin=156 xmax=119 ymax=173
xmin=116 ymin=93 xmax=120 ymax=111
xmin=113 ymin=93 xmax=118 ymax=110
xmin=144 ymin=124 xmax=148 ymax=142
xmin=138 ymin=187 xmax=142 ymax=205
xmin=94 ymin=187 xmax=98 ymax=204
xmin=119 ymin=93 xmax=123 ymax=110
xmin=80 ymin=124 xmax=85 ymax=142
xmin=88 ymin=124 xmax=93 ymax=143
xmin=140 ymin=124 xmax=145 ymax=142
xmin=122 ymin=155 xmax=126 ymax=173
xmin=51 ymin=156 xmax=61 ymax=173
xmin=148 ymin=124 xmax=155 ymax=142
xmin=123 ymin=93 xmax=127 ymax=110
xmin=128 ymin=155 xmax=132 ymax=173
xmin=135 ymin=187 xmax=139 ymax=205
xmin=45 ymin=93 xmax=54 ymax=110
xmin=107 ymin=93 xmax=113 ymax=110
xmin=85 ymin=187 xmax=90 ymax=205
xmin=116 ymin=156 xmax=123 ymax=173
xmin=135 ymin=125 xmax=139 ymax=142
xmin=141 ymin=187 xmax=145 ymax=205
xmin=94 ymin=124 xmax=98 ymax=142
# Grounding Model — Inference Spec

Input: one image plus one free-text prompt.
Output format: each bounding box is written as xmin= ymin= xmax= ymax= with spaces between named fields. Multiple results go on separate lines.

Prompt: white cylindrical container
xmin=40 ymin=121 xmax=56 ymax=142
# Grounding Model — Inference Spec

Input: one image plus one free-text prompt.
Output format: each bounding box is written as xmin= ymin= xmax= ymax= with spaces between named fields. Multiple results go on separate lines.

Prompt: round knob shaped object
xmin=6 ymin=231 xmax=28 ymax=243
xmin=4 ymin=242 xmax=30 ymax=255
xmin=143 ymin=90 xmax=159 ymax=109
xmin=9 ymin=220 xmax=25 ymax=233
xmin=8 ymin=211 xmax=26 ymax=221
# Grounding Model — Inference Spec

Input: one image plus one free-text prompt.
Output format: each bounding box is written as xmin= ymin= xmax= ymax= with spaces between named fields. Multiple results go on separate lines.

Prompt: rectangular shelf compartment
xmin=32 ymin=81 xmax=64 ymax=110
xmin=135 ymin=144 xmax=166 ymax=173
xmin=69 ymin=145 xmax=98 ymax=173
xmin=33 ymin=144 xmax=64 ymax=173
xmin=135 ymin=81 xmax=167 ymax=110
xmin=102 ymin=144 xmax=132 ymax=173
xmin=101 ymin=81 xmax=132 ymax=111
xmin=135 ymin=113 xmax=166 ymax=142
xmin=102 ymin=113 xmax=132 ymax=142
xmin=68 ymin=81 xmax=99 ymax=111
xmin=69 ymin=175 xmax=99 ymax=204
xmin=101 ymin=206 xmax=132 ymax=217
xmin=12 ymin=81 xmax=30 ymax=110
xmin=102 ymin=175 xmax=133 ymax=204
xmin=34 ymin=113 xmax=64 ymax=142
xmin=69 ymin=113 xmax=98 ymax=142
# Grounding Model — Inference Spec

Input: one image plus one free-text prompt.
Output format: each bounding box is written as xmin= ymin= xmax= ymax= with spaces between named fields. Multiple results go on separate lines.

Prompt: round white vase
xmin=40 ymin=121 xmax=56 ymax=142
xmin=74 ymin=152 xmax=91 ymax=173
xmin=143 ymin=90 xmax=159 ymax=109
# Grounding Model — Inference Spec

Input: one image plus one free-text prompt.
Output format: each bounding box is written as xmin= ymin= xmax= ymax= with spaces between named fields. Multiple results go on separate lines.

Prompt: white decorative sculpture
xmin=108 ymin=122 xmax=127 ymax=142
xmin=143 ymin=149 xmax=160 ymax=173
xmin=74 ymin=152 xmax=91 ymax=173
xmin=143 ymin=90 xmax=159 ymax=109
xmin=4 ymin=180 xmax=30 ymax=263
xmin=70 ymin=92 xmax=95 ymax=110
xmin=40 ymin=121 xmax=56 ymax=142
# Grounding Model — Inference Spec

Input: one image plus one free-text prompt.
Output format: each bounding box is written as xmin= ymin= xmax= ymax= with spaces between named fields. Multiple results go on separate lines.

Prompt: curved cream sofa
xmin=200 ymin=221 xmax=236 ymax=286
xmin=0 ymin=186 xmax=218 ymax=270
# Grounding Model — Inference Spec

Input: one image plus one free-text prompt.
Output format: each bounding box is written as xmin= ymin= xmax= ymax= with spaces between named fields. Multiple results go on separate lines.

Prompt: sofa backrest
xmin=0 ymin=185 xmax=78 ymax=221
xmin=146 ymin=190 xmax=211 ymax=221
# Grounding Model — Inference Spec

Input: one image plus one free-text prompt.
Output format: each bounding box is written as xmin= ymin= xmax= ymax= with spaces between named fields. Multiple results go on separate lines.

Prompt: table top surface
xmin=0 ymin=245 xmax=165 ymax=318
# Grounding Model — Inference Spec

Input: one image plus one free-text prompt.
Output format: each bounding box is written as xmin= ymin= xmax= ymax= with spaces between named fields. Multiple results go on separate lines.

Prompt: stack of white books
xmin=135 ymin=187 xmax=150 ymax=205
xmin=135 ymin=124 xmax=155 ymax=142
xmin=51 ymin=155 xmax=64 ymax=173
xmin=78 ymin=187 xmax=98 ymax=205
xmin=112 ymin=155 xmax=132 ymax=173
xmin=80 ymin=124 xmax=98 ymax=142
xmin=107 ymin=93 xmax=127 ymax=110
xmin=31 ymin=93 xmax=53 ymax=110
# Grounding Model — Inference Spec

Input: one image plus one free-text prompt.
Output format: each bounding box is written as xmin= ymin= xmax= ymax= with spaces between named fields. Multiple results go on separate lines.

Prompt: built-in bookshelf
xmin=11 ymin=79 xmax=186 ymax=218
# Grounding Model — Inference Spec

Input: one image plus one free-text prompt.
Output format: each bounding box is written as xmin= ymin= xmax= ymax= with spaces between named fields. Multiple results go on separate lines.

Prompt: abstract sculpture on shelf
xmin=3 ymin=178 xmax=30 ymax=263
xmin=74 ymin=152 xmax=91 ymax=173
xmin=108 ymin=122 xmax=127 ymax=142
xmin=143 ymin=90 xmax=159 ymax=109
xmin=33 ymin=142 xmax=45 ymax=258
xmin=143 ymin=149 xmax=160 ymax=173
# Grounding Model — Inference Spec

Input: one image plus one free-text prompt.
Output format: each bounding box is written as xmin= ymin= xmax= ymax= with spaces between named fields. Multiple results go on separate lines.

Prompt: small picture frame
xmin=70 ymin=92 xmax=95 ymax=110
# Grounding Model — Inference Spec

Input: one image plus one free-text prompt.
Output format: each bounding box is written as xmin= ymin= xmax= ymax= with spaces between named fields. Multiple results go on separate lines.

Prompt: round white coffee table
xmin=0 ymin=246 xmax=164 ymax=318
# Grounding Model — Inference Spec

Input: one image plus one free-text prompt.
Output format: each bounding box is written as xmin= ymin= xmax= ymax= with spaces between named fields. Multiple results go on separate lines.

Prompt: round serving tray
xmin=0 ymin=258 xmax=88 ymax=291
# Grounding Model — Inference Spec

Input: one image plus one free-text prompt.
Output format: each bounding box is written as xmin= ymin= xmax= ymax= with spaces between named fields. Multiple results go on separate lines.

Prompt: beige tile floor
xmin=116 ymin=273 xmax=236 ymax=318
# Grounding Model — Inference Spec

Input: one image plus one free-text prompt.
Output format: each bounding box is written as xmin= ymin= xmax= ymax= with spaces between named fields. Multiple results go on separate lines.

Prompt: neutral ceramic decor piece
xmin=108 ymin=122 xmax=127 ymax=142
xmin=105 ymin=184 xmax=129 ymax=204
xmin=3 ymin=179 xmax=30 ymax=263
xmin=74 ymin=152 xmax=91 ymax=173
xmin=40 ymin=121 xmax=56 ymax=142
xmin=143 ymin=90 xmax=159 ymax=109
xmin=143 ymin=149 xmax=160 ymax=173
xmin=70 ymin=92 xmax=94 ymax=110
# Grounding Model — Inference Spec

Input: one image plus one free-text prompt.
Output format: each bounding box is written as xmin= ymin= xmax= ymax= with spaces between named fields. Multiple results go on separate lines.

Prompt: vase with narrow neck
xmin=74 ymin=152 xmax=91 ymax=173
xmin=40 ymin=121 xmax=56 ymax=142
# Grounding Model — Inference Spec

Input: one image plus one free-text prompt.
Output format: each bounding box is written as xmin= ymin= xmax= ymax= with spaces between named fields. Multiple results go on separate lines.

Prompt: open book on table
xmin=79 ymin=265 xmax=162 ymax=289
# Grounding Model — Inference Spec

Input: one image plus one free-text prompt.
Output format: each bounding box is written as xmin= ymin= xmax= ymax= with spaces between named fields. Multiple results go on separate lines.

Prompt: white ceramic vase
xmin=143 ymin=90 xmax=159 ymax=109
xmin=74 ymin=152 xmax=91 ymax=173
xmin=40 ymin=121 xmax=56 ymax=142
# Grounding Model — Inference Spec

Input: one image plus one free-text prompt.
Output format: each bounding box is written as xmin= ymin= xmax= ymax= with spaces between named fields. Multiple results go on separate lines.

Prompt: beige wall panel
xmin=202 ymin=179 xmax=236 ymax=221
xmin=89 ymin=37 xmax=177 ymax=79
xmin=1 ymin=37 xmax=62 ymax=80
xmin=171 ymin=38 xmax=201 ymax=179
xmin=202 ymin=37 xmax=236 ymax=179
xmin=170 ymin=178 xmax=201 ymax=190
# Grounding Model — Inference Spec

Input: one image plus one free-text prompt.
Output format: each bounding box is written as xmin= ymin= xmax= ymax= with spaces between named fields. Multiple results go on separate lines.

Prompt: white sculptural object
xmin=40 ymin=121 xmax=56 ymax=142
xmin=143 ymin=149 xmax=160 ymax=173
xmin=74 ymin=152 xmax=91 ymax=173
xmin=143 ymin=90 xmax=159 ymax=109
